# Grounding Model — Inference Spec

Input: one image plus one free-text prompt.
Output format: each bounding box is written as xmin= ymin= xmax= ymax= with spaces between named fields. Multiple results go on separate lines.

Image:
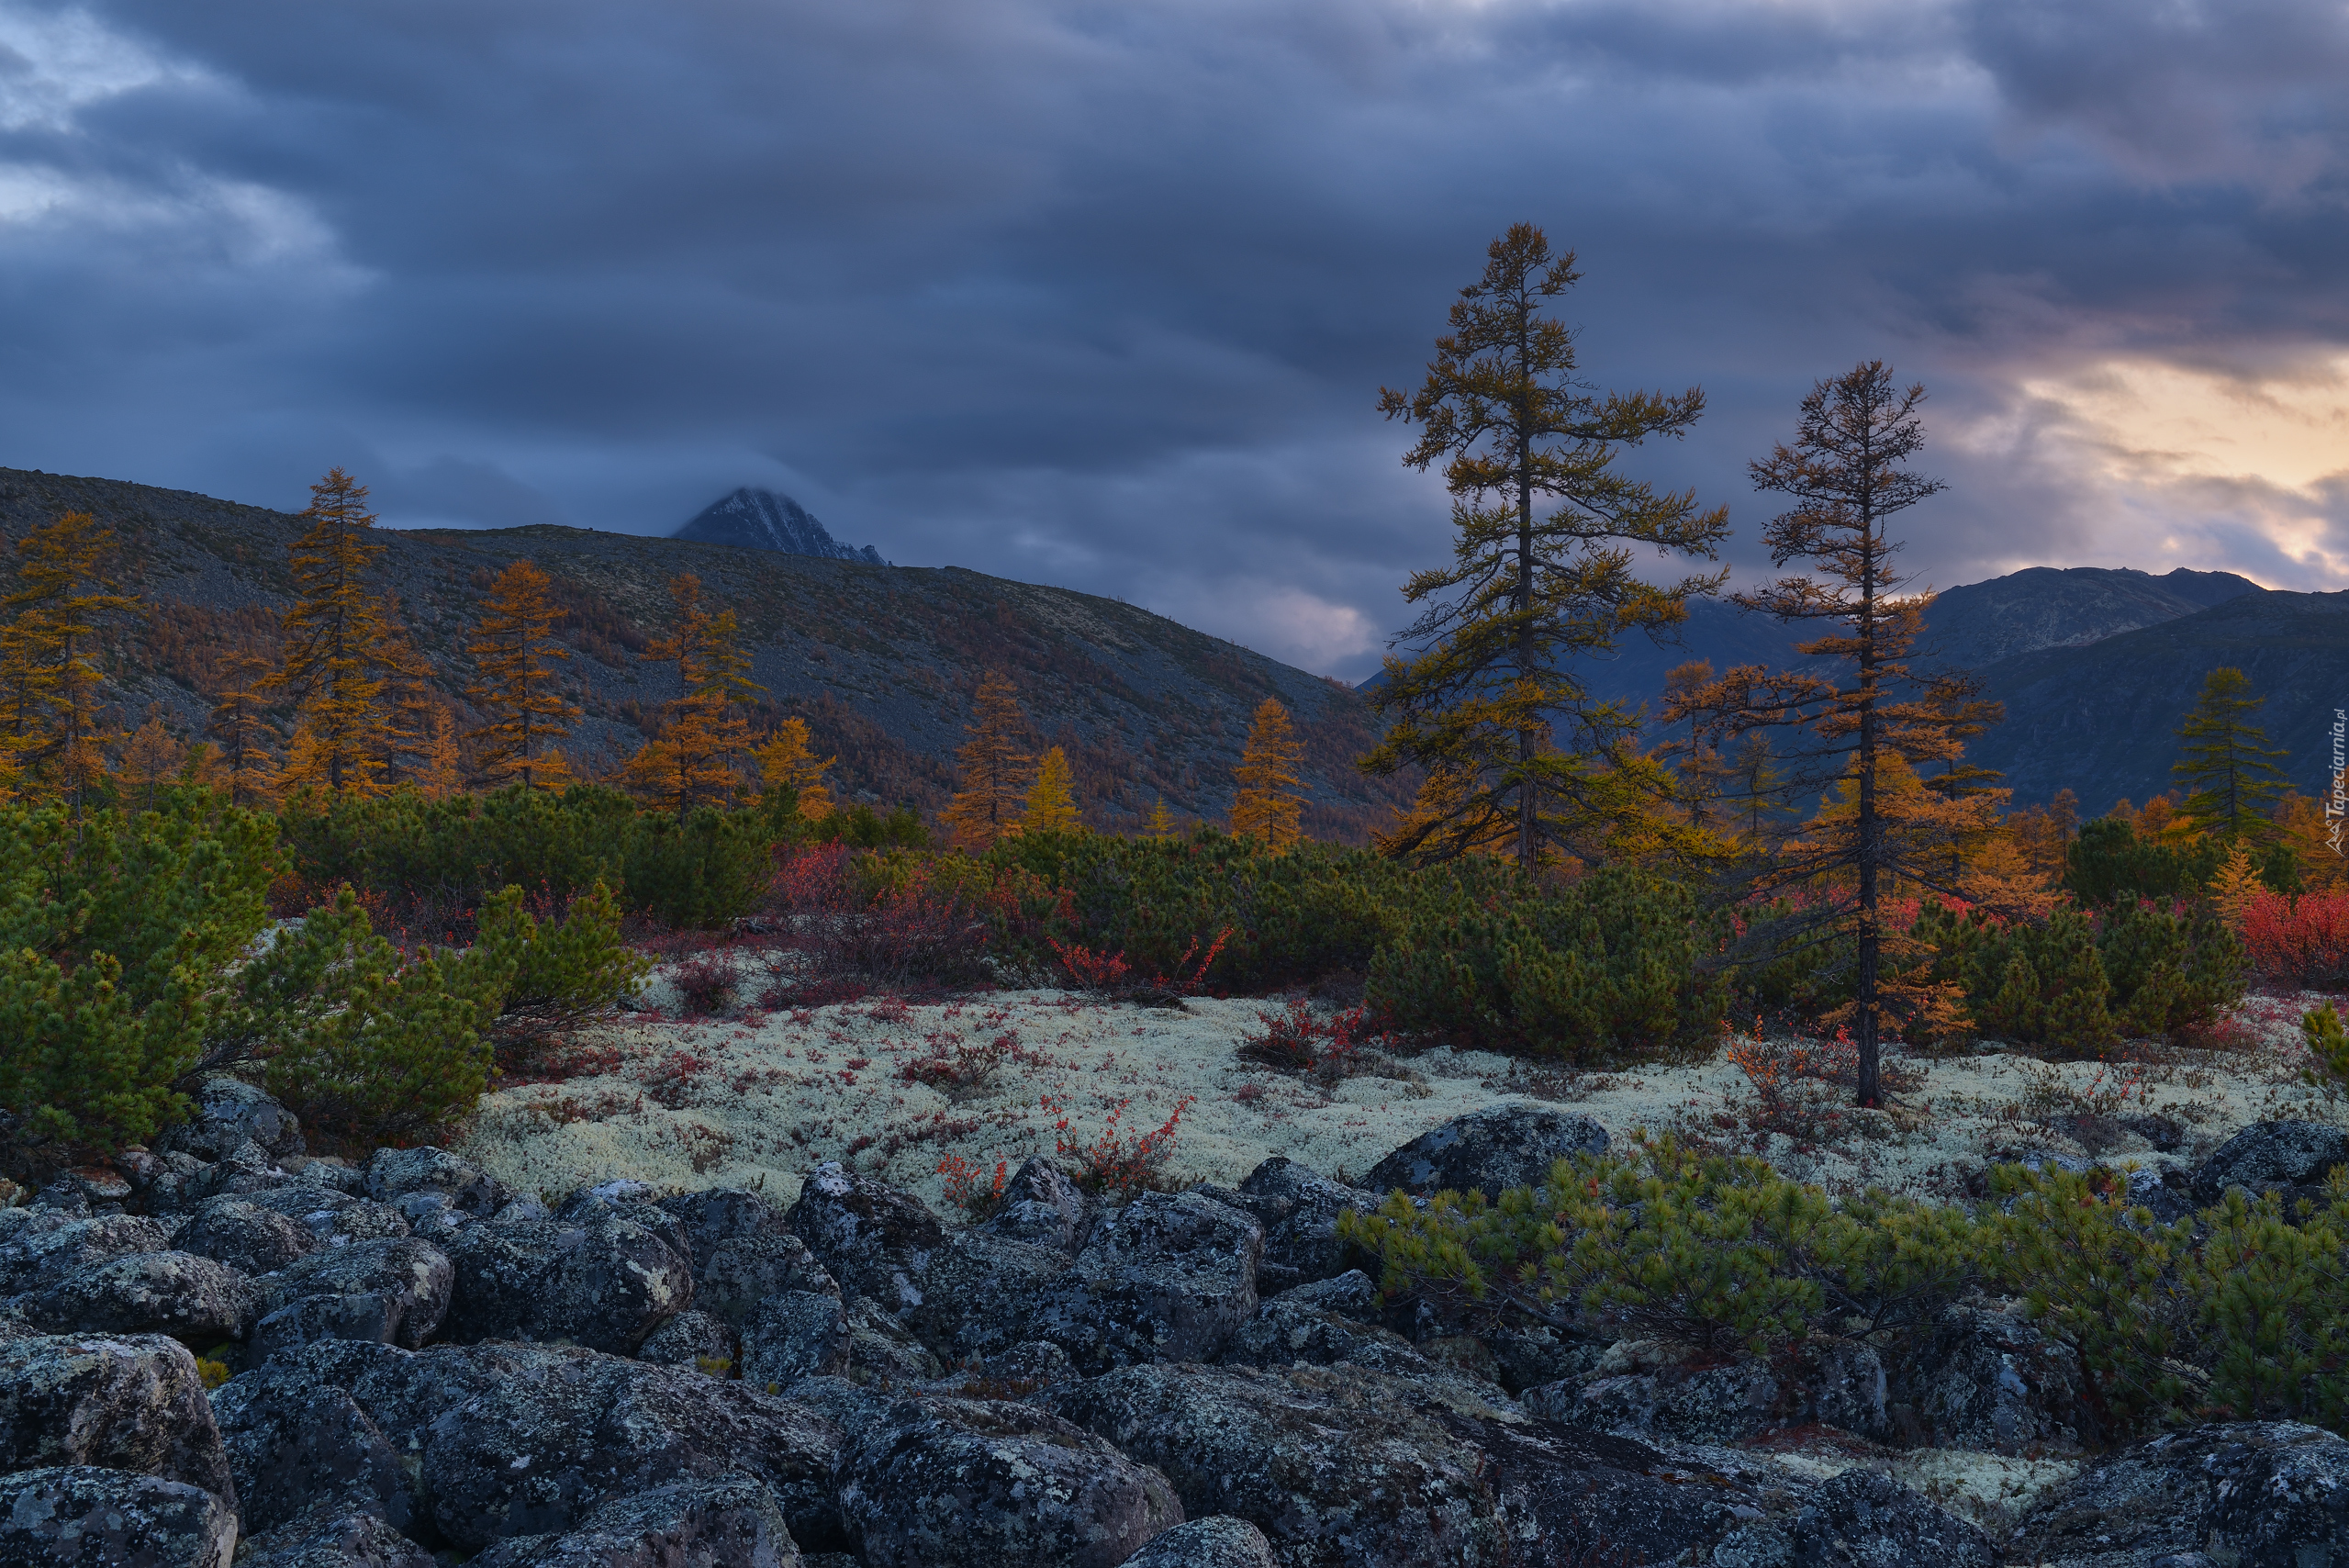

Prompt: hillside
xmin=0 ymin=467 xmax=1414 ymax=840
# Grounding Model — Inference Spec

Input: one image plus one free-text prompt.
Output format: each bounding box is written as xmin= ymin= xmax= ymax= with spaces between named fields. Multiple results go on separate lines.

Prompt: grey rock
xmin=492 ymin=1196 xmax=552 ymax=1225
xmin=905 ymin=1230 xmax=1070 ymax=1365
xmin=1885 ymin=1301 xmax=2092 ymax=1453
xmin=977 ymin=1156 xmax=1091 ymax=1254
xmin=1122 ymin=1516 xmax=1275 ymax=1568
xmin=419 ymin=1348 xmax=846 ymax=1553
xmin=173 ymin=1198 xmax=319 ymax=1278
xmin=1791 ymin=1469 xmax=1996 ymax=1568
xmin=1049 ymin=1191 xmax=1261 ymax=1374
xmin=784 ymin=1163 xmax=943 ymax=1313
xmin=0 ymin=1331 xmax=236 ymax=1498
xmin=21 ymin=1250 xmax=261 ymax=1342
xmin=252 ymin=1237 xmax=453 ymax=1355
xmin=468 ymin=1476 xmax=799 ymax=1568
xmin=2016 ymin=1420 xmax=2349 ymax=1567
xmin=696 ymin=1232 xmax=839 ymax=1326
xmin=233 ymin=1188 xmax=411 ymax=1249
xmin=1361 ymin=1103 xmax=1609 ymax=1198
xmin=1526 ymin=1358 xmax=1783 ymax=1446
xmin=210 ymin=1363 xmax=415 ymax=1538
xmin=159 ymin=1077 xmax=306 ymax=1162
xmin=740 ymin=1290 xmax=850 ymax=1390
xmin=554 ymin=1182 xmax=694 ymax=1261
xmin=1276 ymin=1269 xmax=1381 ymax=1320
xmin=270 ymin=1339 xmax=569 ymax=1469
xmin=843 ymin=1294 xmax=943 ymax=1385
xmin=634 ymin=1308 xmax=740 ymax=1372
xmin=836 ymin=1394 xmax=1182 ymax=1568
xmin=1485 ymin=1326 xmax=1606 ymax=1397
xmin=655 ymin=1187 xmax=794 ymax=1272
xmin=1806 ymin=1340 xmax=1890 ymax=1440
xmin=364 ymin=1148 xmax=507 ymax=1217
xmin=0 ymin=1465 xmax=238 ymax=1568
xmin=1218 ymin=1291 xmax=1433 ymax=1375
xmin=441 ymin=1211 xmax=692 ymax=1354
xmin=0 ymin=1213 xmax=172 ymax=1295
xmin=2191 ymin=1119 xmax=2349 ymax=1205
xmin=132 ymin=1152 xmax=216 ymax=1216
xmin=235 ymin=1510 xmax=434 ymax=1568
xmin=1230 ymin=1158 xmax=1379 ymax=1293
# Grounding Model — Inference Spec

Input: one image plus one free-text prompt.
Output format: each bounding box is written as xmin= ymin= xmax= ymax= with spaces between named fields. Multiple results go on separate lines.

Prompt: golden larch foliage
xmin=1019 ymin=745 xmax=1080 ymax=836
xmin=4 ymin=510 xmax=140 ymax=812
xmin=466 ymin=558 xmax=581 ymax=790
xmin=274 ymin=469 xmax=406 ymax=797
xmin=623 ymin=574 xmax=763 ymax=819
xmin=940 ymin=670 xmax=1032 ymax=851
xmin=206 ymin=644 xmax=283 ymax=808
xmin=2210 ymin=839 xmax=2263 ymax=932
xmin=1230 ymin=698 xmax=1305 ymax=849
xmin=1146 ymin=795 xmax=1176 ymax=839
xmin=416 ymin=705 xmax=465 ymax=801
xmin=117 ymin=707 xmax=185 ymax=814
xmin=755 ymin=716 xmax=834 ymax=820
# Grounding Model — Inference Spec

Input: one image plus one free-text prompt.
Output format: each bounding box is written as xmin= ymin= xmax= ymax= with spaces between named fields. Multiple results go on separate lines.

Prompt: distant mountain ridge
xmin=675 ymin=487 xmax=887 ymax=566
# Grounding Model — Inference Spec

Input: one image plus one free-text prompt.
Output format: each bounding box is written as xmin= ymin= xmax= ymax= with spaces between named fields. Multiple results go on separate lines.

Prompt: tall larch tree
xmin=623 ymin=574 xmax=763 ymax=819
xmin=1020 ymin=745 xmax=1080 ymax=835
xmin=1361 ymin=223 xmax=1729 ymax=869
xmin=1666 ymin=361 xmax=2001 ymax=1107
xmin=467 ymin=559 xmax=580 ymax=790
xmin=6 ymin=511 xmax=140 ymax=814
xmin=941 ymin=670 xmax=1033 ymax=850
xmin=206 ymin=644 xmax=282 ymax=808
xmin=2173 ymin=667 xmax=2289 ymax=842
xmin=755 ymin=716 xmax=834 ymax=821
xmin=1231 ymin=698 xmax=1306 ymax=849
xmin=274 ymin=469 xmax=405 ymax=797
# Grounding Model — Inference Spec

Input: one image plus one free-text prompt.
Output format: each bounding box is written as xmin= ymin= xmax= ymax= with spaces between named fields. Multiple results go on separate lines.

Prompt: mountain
xmin=675 ymin=487 xmax=887 ymax=565
xmin=0 ymin=467 xmax=1412 ymax=841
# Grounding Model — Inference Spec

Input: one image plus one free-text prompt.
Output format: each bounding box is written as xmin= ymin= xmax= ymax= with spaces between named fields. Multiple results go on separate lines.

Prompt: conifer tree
xmin=1231 ymin=697 xmax=1306 ymax=849
xmin=941 ymin=670 xmax=1032 ymax=851
xmin=2173 ymin=667 xmax=2289 ymax=842
xmin=206 ymin=645 xmax=282 ymax=808
xmin=1361 ymin=222 xmax=1729 ymax=868
xmin=1146 ymin=796 xmax=1177 ymax=839
xmin=117 ymin=707 xmax=185 ymax=814
xmin=1020 ymin=745 xmax=1080 ymax=835
xmin=5 ymin=511 xmax=140 ymax=812
xmin=1666 ymin=362 xmax=2000 ymax=1106
xmin=622 ymin=574 xmax=763 ymax=819
xmin=755 ymin=716 xmax=833 ymax=820
xmin=274 ymin=469 xmax=405 ymax=797
xmin=416 ymin=706 xmax=464 ymax=800
xmin=466 ymin=559 xmax=580 ymax=790
xmin=1660 ymin=660 xmax=1737 ymax=838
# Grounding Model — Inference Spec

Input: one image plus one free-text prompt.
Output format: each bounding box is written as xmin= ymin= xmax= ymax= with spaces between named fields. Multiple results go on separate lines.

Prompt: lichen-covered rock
xmin=440 ymin=1211 xmax=691 ymax=1353
xmin=1803 ymin=1341 xmax=1890 ymax=1441
xmin=160 ymin=1078 xmax=306 ymax=1163
xmin=635 ymin=1308 xmax=741 ymax=1372
xmin=741 ymin=1290 xmax=851 ymax=1390
xmin=1046 ymin=1191 xmax=1261 ymax=1374
xmin=0 ymin=1214 xmax=172 ymax=1295
xmin=235 ymin=1509 xmax=435 ymax=1568
xmin=252 ymin=1238 xmax=453 ymax=1355
xmin=419 ymin=1348 xmax=846 ymax=1553
xmin=1789 ymin=1469 xmax=1996 ymax=1568
xmin=844 ymin=1294 xmax=943 ymax=1385
xmin=657 ymin=1187 xmax=796 ymax=1272
xmin=1360 ymin=1104 xmax=1608 ymax=1199
xmin=235 ymin=1188 xmax=412 ymax=1249
xmin=173 ymin=1198 xmax=319 ymax=1278
xmin=836 ymin=1394 xmax=1182 ymax=1568
xmin=209 ymin=1364 xmax=415 ymax=1539
xmin=696 ymin=1232 xmax=839 ymax=1326
xmin=978 ymin=1157 xmax=1091 ymax=1254
xmin=0 ymin=1332 xmax=236 ymax=1498
xmin=0 ymin=1465 xmax=239 ymax=1568
xmin=1526 ymin=1357 xmax=1782 ymax=1446
xmin=2014 ymin=1420 xmax=2349 ymax=1567
xmin=1123 ymin=1516 xmax=1276 ymax=1568
xmin=1484 ymin=1326 xmax=1605 ymax=1397
xmin=467 ymin=1476 xmax=800 ymax=1568
xmin=1229 ymin=1159 xmax=1379 ymax=1294
xmin=2190 ymin=1119 xmax=2349 ymax=1206
xmin=1218 ymin=1289 xmax=1432 ymax=1375
xmin=554 ymin=1182 xmax=695 ymax=1261
xmin=1885 ymin=1302 xmax=2090 ymax=1453
xmin=267 ymin=1339 xmax=571 ymax=1473
xmin=21 ymin=1251 xmax=261 ymax=1342
xmin=364 ymin=1148 xmax=508 ymax=1217
xmin=785 ymin=1163 xmax=943 ymax=1313
xmin=906 ymin=1231 xmax=1069 ymax=1365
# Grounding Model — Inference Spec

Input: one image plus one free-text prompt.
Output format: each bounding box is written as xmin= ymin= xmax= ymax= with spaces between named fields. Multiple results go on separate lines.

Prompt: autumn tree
xmin=1145 ymin=796 xmax=1178 ymax=839
xmin=2173 ymin=666 xmax=2289 ymax=842
xmin=4 ymin=511 xmax=141 ymax=812
xmin=622 ymin=574 xmax=763 ymax=819
xmin=207 ymin=645 xmax=283 ymax=808
xmin=274 ymin=469 xmax=407 ymax=796
xmin=415 ymin=705 xmax=464 ymax=800
xmin=940 ymin=670 xmax=1032 ymax=851
xmin=1667 ymin=362 xmax=2000 ymax=1106
xmin=1021 ymin=745 xmax=1080 ymax=836
xmin=1231 ymin=698 xmax=1306 ymax=849
xmin=117 ymin=706 xmax=185 ymax=814
xmin=466 ymin=559 xmax=580 ymax=790
xmin=1361 ymin=222 xmax=1728 ymax=869
xmin=755 ymin=716 xmax=834 ymax=820
xmin=1659 ymin=660 xmax=1737 ymax=839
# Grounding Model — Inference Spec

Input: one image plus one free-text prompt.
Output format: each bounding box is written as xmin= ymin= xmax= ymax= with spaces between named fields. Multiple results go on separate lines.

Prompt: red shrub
xmin=1238 ymin=997 xmax=1368 ymax=1076
xmin=2241 ymin=889 xmax=2349 ymax=987
xmin=672 ymin=948 xmax=741 ymax=1016
xmin=1044 ymin=1092 xmax=1195 ymax=1196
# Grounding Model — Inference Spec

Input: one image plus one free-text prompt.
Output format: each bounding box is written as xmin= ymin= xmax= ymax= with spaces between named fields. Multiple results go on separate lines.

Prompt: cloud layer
xmin=2 ymin=0 xmax=2343 ymax=677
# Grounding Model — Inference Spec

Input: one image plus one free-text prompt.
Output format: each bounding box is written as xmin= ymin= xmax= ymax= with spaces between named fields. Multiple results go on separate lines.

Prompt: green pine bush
xmin=474 ymin=880 xmax=650 ymax=1053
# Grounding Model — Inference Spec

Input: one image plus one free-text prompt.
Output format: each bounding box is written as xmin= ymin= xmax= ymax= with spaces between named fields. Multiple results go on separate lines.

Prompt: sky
xmin=0 ymin=0 xmax=2343 ymax=682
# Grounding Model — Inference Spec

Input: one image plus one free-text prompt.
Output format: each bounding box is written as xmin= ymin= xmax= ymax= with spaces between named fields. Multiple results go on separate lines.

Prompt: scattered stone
xmin=467 ymin=1476 xmax=799 ymax=1568
xmin=2190 ymin=1119 xmax=2349 ymax=1205
xmin=977 ymin=1157 xmax=1091 ymax=1254
xmin=696 ymin=1232 xmax=840 ymax=1326
xmin=440 ymin=1210 xmax=692 ymax=1354
xmin=209 ymin=1363 xmax=416 ymax=1539
xmin=252 ymin=1238 xmax=453 ymax=1357
xmin=61 ymin=1164 xmax=136 ymax=1206
xmin=0 ymin=1465 xmax=238 ymax=1568
xmin=1789 ymin=1469 xmax=1997 ymax=1568
xmin=172 ymin=1198 xmax=319 ymax=1278
xmin=363 ymin=1148 xmax=507 ymax=1217
xmin=1048 ymin=1191 xmax=1261 ymax=1374
xmin=0 ymin=1214 xmax=173 ymax=1296
xmin=1361 ymin=1103 xmax=1609 ymax=1198
xmin=741 ymin=1290 xmax=851 ymax=1390
xmin=635 ymin=1308 xmax=741 ymax=1372
xmin=20 ymin=1251 xmax=261 ymax=1343
xmin=1225 ymin=1159 xmax=1380 ymax=1294
xmin=236 ymin=1510 xmax=435 ymax=1568
xmin=1526 ymin=1356 xmax=1783 ymax=1447
xmin=905 ymin=1231 xmax=1070 ymax=1366
xmin=656 ymin=1187 xmax=796 ymax=1271
xmin=160 ymin=1078 xmax=307 ymax=1162
xmin=1885 ymin=1302 xmax=2092 ymax=1454
xmin=2015 ymin=1420 xmax=2349 ymax=1566
xmin=785 ymin=1163 xmax=943 ymax=1313
xmin=836 ymin=1394 xmax=1182 ymax=1568
xmin=844 ymin=1294 xmax=943 ymax=1385
xmin=0 ymin=1331 xmax=237 ymax=1497
xmin=1122 ymin=1516 xmax=1275 ymax=1568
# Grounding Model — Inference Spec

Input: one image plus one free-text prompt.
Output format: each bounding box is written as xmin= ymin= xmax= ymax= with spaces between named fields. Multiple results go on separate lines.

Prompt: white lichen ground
xmin=456 ymin=967 xmax=2340 ymax=1215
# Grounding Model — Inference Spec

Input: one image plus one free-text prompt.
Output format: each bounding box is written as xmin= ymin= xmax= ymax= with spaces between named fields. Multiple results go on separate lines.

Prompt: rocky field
xmin=6 ymin=997 xmax=2349 ymax=1567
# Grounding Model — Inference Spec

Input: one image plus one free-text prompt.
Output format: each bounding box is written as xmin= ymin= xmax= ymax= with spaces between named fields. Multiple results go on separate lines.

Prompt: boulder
xmin=440 ymin=1211 xmax=692 ymax=1354
xmin=1885 ymin=1301 xmax=2092 ymax=1453
xmin=905 ymin=1231 xmax=1070 ymax=1365
xmin=656 ymin=1186 xmax=796 ymax=1271
xmin=1047 ymin=1191 xmax=1261 ymax=1374
xmin=1361 ymin=1103 xmax=1609 ymax=1198
xmin=554 ymin=1182 xmax=696 ymax=1260
xmin=268 ymin=1339 xmax=569 ymax=1472
xmin=209 ymin=1364 xmax=416 ymax=1538
xmin=235 ymin=1510 xmax=435 ymax=1568
xmin=186 ymin=1138 xmax=301 ymax=1204
xmin=836 ymin=1394 xmax=1182 ymax=1568
xmin=634 ymin=1308 xmax=741 ymax=1372
xmin=1227 ymin=1159 xmax=1379 ymax=1293
xmin=0 ymin=1214 xmax=173 ymax=1295
xmin=235 ymin=1188 xmax=412 ymax=1249
xmin=740 ymin=1290 xmax=851 ymax=1390
xmin=467 ymin=1477 xmax=799 ymax=1568
xmin=842 ymin=1294 xmax=944 ymax=1385
xmin=1218 ymin=1284 xmax=1434 ymax=1376
xmin=252 ymin=1238 xmax=453 ymax=1357
xmin=1525 ymin=1357 xmax=1783 ymax=1446
xmin=20 ymin=1251 xmax=261 ymax=1342
xmin=1789 ymin=1469 xmax=1997 ymax=1568
xmin=977 ymin=1157 xmax=1091 ymax=1254
xmin=363 ymin=1148 xmax=508 ymax=1217
xmin=159 ymin=1078 xmax=305 ymax=1162
xmin=1123 ymin=1517 xmax=1276 ymax=1568
xmin=1484 ymin=1326 xmax=1606 ymax=1398
xmin=0 ymin=1465 xmax=239 ymax=1568
xmin=172 ymin=1198 xmax=319 ymax=1278
xmin=2015 ymin=1420 xmax=2349 ymax=1566
xmin=785 ymin=1163 xmax=943 ymax=1312
xmin=696 ymin=1232 xmax=840 ymax=1326
xmin=2190 ymin=1119 xmax=2349 ymax=1205
xmin=129 ymin=1152 xmax=216 ymax=1216
xmin=0 ymin=1331 xmax=236 ymax=1497
xmin=418 ymin=1348 xmax=847 ymax=1553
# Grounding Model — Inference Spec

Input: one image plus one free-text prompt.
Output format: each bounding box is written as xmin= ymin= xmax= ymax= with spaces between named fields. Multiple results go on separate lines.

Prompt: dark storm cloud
xmin=0 ymin=0 xmax=2343 ymax=678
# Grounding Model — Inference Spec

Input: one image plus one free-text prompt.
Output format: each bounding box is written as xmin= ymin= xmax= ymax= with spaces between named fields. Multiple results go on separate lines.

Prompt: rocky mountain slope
xmin=0 ymin=467 xmax=1412 ymax=840
xmin=674 ymin=487 xmax=889 ymax=566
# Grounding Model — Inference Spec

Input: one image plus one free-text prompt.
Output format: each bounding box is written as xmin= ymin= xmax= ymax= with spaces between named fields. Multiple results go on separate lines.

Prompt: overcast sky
xmin=1 ymin=0 xmax=2343 ymax=680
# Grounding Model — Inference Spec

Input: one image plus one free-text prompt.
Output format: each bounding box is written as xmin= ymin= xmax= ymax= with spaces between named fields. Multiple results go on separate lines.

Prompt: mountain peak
xmin=674 ymin=487 xmax=887 ymax=566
